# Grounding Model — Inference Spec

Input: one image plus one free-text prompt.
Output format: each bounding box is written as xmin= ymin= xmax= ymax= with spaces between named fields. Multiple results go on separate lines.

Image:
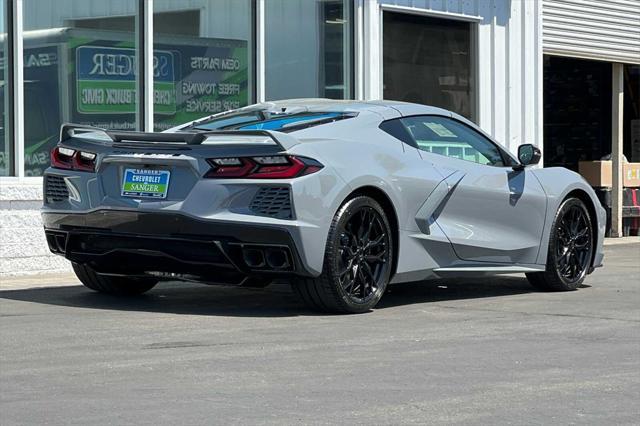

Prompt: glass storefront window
xmin=1 ymin=0 xmax=8 ymax=175
xmin=383 ymin=12 xmax=475 ymax=120
xmin=265 ymin=0 xmax=353 ymax=101
xmin=22 ymin=0 xmax=139 ymax=176
xmin=152 ymin=1 xmax=254 ymax=131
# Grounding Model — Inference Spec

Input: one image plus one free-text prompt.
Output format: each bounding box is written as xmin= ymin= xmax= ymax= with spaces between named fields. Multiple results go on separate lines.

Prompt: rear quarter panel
xmin=288 ymin=114 xmax=451 ymax=279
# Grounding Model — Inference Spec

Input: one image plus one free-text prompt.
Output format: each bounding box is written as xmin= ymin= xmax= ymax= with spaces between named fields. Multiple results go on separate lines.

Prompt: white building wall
xmin=0 ymin=182 xmax=71 ymax=277
xmin=363 ymin=0 xmax=543 ymax=155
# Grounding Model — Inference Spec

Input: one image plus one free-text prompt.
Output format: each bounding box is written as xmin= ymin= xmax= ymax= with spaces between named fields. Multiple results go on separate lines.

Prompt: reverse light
xmin=73 ymin=151 xmax=97 ymax=172
xmin=51 ymin=146 xmax=74 ymax=169
xmin=211 ymin=158 xmax=243 ymax=166
xmin=51 ymin=146 xmax=97 ymax=172
xmin=253 ymin=156 xmax=289 ymax=165
xmin=204 ymin=155 xmax=323 ymax=179
xmin=59 ymin=147 xmax=75 ymax=157
xmin=79 ymin=151 xmax=96 ymax=161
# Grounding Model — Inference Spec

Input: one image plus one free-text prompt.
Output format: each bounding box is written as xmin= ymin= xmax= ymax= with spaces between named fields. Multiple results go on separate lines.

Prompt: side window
xmin=379 ymin=118 xmax=416 ymax=146
xmin=401 ymin=116 xmax=506 ymax=167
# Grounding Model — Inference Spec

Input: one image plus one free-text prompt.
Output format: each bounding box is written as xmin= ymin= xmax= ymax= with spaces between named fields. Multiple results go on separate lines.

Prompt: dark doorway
xmin=624 ymin=65 xmax=640 ymax=162
xmin=543 ymin=56 xmax=612 ymax=171
xmin=382 ymin=12 xmax=474 ymax=120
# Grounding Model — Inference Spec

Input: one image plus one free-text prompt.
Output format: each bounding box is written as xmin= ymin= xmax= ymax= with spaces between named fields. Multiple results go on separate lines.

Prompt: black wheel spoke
xmin=554 ymin=204 xmax=592 ymax=283
xmin=574 ymin=236 xmax=590 ymax=249
xmin=365 ymin=252 xmax=385 ymax=263
xmin=337 ymin=206 xmax=390 ymax=303
xmin=366 ymin=234 xmax=385 ymax=250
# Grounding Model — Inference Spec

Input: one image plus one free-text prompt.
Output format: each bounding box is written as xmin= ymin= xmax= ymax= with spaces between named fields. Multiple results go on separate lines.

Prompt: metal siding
xmin=543 ymin=0 xmax=640 ymax=64
xmin=377 ymin=0 xmax=543 ymax=154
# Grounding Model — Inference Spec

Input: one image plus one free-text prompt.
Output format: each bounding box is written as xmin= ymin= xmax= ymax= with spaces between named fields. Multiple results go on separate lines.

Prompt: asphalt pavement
xmin=1 ymin=243 xmax=639 ymax=425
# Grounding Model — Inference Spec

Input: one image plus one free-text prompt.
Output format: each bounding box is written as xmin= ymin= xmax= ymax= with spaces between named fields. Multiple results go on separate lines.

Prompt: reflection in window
xmin=153 ymin=1 xmax=253 ymax=131
xmin=265 ymin=0 xmax=353 ymax=100
xmin=22 ymin=0 xmax=139 ymax=176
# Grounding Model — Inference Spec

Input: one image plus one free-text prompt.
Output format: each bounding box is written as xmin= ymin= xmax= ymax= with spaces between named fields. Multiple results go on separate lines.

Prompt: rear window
xmin=189 ymin=111 xmax=354 ymax=133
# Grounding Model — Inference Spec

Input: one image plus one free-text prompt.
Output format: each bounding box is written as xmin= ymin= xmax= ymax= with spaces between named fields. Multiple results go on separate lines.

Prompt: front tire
xmin=73 ymin=263 xmax=158 ymax=296
xmin=526 ymin=197 xmax=594 ymax=291
xmin=293 ymin=196 xmax=393 ymax=314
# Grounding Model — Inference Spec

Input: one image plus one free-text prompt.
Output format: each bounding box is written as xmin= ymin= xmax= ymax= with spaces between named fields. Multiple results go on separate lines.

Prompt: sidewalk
xmin=1 ymin=272 xmax=80 ymax=291
xmin=603 ymin=236 xmax=640 ymax=246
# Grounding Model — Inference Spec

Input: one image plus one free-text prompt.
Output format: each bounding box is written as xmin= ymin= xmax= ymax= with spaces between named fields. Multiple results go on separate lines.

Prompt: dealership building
xmin=0 ymin=0 xmax=638 ymax=276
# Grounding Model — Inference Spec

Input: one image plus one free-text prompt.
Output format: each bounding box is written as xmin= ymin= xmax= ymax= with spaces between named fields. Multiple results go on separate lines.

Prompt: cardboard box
xmin=627 ymin=163 xmax=640 ymax=187
xmin=579 ymin=161 xmax=640 ymax=188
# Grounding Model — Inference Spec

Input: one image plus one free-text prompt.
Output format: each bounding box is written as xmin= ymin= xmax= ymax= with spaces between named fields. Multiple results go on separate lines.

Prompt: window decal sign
xmin=3 ymin=28 xmax=250 ymax=175
xmin=76 ymin=46 xmax=176 ymax=115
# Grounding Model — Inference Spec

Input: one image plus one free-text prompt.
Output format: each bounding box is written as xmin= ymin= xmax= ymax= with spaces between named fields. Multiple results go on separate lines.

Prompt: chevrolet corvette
xmin=42 ymin=99 xmax=605 ymax=313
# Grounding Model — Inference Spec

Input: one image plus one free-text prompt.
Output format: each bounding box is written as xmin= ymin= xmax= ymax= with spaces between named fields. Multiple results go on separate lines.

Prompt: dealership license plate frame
xmin=121 ymin=168 xmax=171 ymax=199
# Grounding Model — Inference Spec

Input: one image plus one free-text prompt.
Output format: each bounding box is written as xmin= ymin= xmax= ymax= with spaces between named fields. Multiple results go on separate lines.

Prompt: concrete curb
xmin=603 ymin=236 xmax=640 ymax=246
xmin=1 ymin=272 xmax=80 ymax=291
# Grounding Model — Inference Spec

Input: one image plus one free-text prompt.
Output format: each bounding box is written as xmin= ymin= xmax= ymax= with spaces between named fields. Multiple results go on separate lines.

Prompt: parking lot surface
xmin=1 ymin=243 xmax=639 ymax=425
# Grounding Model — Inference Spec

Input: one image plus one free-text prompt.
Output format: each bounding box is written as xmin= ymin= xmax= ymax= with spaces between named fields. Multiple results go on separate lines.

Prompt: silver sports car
xmin=42 ymin=99 xmax=605 ymax=313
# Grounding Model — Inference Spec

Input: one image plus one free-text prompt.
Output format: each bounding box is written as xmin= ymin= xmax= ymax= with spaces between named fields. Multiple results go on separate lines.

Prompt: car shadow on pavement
xmin=0 ymin=275 xmax=535 ymax=317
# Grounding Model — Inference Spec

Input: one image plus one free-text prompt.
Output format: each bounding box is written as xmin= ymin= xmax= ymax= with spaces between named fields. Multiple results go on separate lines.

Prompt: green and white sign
xmin=76 ymin=46 xmax=176 ymax=115
xmin=121 ymin=168 xmax=171 ymax=199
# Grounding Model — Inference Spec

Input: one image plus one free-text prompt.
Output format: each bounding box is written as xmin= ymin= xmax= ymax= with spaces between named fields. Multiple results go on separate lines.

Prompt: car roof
xmin=254 ymin=98 xmax=452 ymax=118
xmin=262 ymin=99 xmax=511 ymax=160
xmin=167 ymin=98 xmax=462 ymax=134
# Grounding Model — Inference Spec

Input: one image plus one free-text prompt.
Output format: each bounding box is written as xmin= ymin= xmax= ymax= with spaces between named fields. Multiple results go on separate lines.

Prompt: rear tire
xmin=72 ymin=263 xmax=158 ymax=296
xmin=292 ymin=196 xmax=394 ymax=314
xmin=526 ymin=197 xmax=594 ymax=291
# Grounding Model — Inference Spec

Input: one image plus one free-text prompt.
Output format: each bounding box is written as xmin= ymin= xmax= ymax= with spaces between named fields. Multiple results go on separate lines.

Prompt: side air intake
xmin=44 ymin=175 xmax=69 ymax=203
xmin=249 ymin=187 xmax=293 ymax=219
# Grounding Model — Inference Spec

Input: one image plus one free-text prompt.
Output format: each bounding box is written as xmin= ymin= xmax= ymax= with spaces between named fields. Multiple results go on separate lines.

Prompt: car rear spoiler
xmin=59 ymin=123 xmax=296 ymax=150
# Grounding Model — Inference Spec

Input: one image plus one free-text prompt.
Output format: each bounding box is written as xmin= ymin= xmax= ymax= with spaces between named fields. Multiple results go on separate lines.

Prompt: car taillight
xmin=204 ymin=155 xmax=323 ymax=179
xmin=51 ymin=147 xmax=97 ymax=172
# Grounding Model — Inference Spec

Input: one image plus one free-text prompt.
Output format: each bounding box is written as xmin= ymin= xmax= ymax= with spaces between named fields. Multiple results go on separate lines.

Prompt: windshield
xmin=190 ymin=111 xmax=353 ymax=133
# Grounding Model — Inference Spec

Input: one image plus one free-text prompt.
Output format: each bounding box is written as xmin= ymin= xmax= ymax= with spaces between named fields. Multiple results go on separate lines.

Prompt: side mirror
xmin=516 ymin=144 xmax=541 ymax=169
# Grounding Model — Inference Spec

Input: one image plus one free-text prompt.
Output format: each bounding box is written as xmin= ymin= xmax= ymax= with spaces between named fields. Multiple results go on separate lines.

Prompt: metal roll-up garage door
xmin=543 ymin=0 xmax=640 ymax=64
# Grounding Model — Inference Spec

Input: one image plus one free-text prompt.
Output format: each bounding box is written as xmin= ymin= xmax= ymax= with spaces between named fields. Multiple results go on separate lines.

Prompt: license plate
xmin=121 ymin=168 xmax=170 ymax=199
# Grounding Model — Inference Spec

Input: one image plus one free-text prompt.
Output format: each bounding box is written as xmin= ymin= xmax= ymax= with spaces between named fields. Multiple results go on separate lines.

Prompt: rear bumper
xmin=42 ymin=210 xmax=314 ymax=282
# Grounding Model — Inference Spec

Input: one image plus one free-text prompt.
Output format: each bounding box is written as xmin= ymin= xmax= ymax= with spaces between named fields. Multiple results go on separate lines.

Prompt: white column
xmin=11 ymin=0 xmax=24 ymax=177
xmin=255 ymin=0 xmax=266 ymax=103
xmin=363 ymin=0 xmax=381 ymax=100
xmin=611 ymin=63 xmax=624 ymax=238
xmin=143 ymin=0 xmax=154 ymax=132
xmin=353 ymin=0 xmax=364 ymax=100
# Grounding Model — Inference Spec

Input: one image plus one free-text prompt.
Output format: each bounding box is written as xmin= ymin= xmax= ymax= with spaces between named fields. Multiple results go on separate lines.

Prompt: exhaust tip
xmin=265 ymin=248 xmax=290 ymax=270
xmin=242 ymin=248 xmax=265 ymax=268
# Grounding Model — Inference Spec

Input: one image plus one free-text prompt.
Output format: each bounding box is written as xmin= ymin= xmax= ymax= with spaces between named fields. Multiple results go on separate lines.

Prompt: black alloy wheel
xmin=293 ymin=196 xmax=393 ymax=313
xmin=555 ymin=203 xmax=592 ymax=282
xmin=527 ymin=197 xmax=594 ymax=291
xmin=337 ymin=205 xmax=391 ymax=304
